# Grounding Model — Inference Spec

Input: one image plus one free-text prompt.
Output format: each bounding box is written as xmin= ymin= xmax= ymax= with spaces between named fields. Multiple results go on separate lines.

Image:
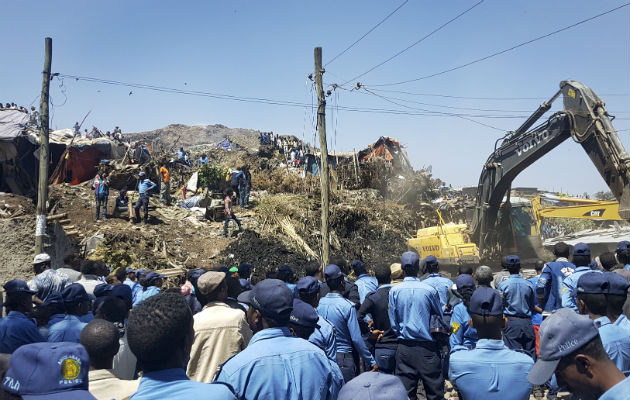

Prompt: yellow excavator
xmin=532 ymin=194 xmax=622 ymax=233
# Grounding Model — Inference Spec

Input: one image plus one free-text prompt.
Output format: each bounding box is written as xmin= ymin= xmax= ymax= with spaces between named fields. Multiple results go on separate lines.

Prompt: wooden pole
xmin=314 ymin=47 xmax=330 ymax=267
xmin=35 ymin=37 xmax=52 ymax=254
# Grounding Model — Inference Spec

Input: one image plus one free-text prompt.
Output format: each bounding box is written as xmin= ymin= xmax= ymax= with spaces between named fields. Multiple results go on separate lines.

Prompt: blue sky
xmin=1 ymin=1 xmax=628 ymax=195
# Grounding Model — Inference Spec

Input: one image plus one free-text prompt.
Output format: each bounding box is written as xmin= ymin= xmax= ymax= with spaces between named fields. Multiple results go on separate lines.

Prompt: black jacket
xmin=358 ymin=285 xmax=398 ymax=350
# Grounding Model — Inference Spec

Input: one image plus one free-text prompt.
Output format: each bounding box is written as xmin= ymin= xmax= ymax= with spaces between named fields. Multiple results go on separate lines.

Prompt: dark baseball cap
xmin=296 ymin=276 xmax=320 ymax=295
xmin=422 ymin=255 xmax=438 ymax=269
xmin=616 ymin=240 xmax=630 ymax=252
xmin=290 ymin=299 xmax=320 ymax=328
xmin=351 ymin=260 xmax=365 ymax=272
xmin=145 ymin=271 xmax=165 ymax=285
xmin=111 ymin=284 xmax=133 ymax=309
xmin=527 ymin=308 xmax=599 ymax=385
xmin=2 ymin=342 xmax=96 ymax=399
xmin=324 ymin=264 xmax=344 ymax=281
xmin=135 ymin=268 xmax=147 ymax=277
xmin=338 ymin=372 xmax=407 ymax=400
xmin=573 ymin=242 xmax=591 ymax=257
xmin=278 ymin=264 xmax=295 ymax=276
xmin=401 ymin=251 xmax=420 ymax=270
xmin=469 ymin=287 xmax=503 ymax=316
xmin=61 ymin=284 xmax=91 ymax=304
xmin=576 ymin=272 xmax=608 ymax=294
xmin=455 ymin=274 xmax=475 ymax=289
xmin=604 ymin=271 xmax=629 ymax=295
xmin=42 ymin=291 xmax=63 ymax=307
xmin=505 ymin=255 xmax=520 ymax=268
xmin=125 ymin=267 xmax=135 ymax=274
xmin=93 ymin=283 xmax=114 ymax=298
xmin=3 ymin=279 xmax=36 ymax=295
xmin=237 ymin=279 xmax=293 ymax=322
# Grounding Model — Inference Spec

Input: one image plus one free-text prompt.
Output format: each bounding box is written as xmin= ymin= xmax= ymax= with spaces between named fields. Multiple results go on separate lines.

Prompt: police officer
xmin=449 ymin=287 xmax=534 ymax=400
xmin=48 ymin=283 xmax=91 ymax=343
xmin=576 ymin=272 xmax=630 ymax=372
xmin=217 ymin=279 xmax=343 ymax=399
xmin=296 ymin=276 xmax=337 ymax=361
xmin=0 ymin=280 xmax=45 ymax=353
xmin=604 ymin=271 xmax=630 ymax=331
xmin=616 ymin=240 xmax=630 ymax=270
xmin=536 ymin=242 xmax=575 ymax=311
xmin=497 ymin=255 xmax=539 ymax=359
xmin=421 ymin=255 xmax=454 ymax=309
xmin=388 ymin=251 xmax=444 ymax=400
xmin=134 ymin=171 xmax=156 ymax=223
xmin=289 ymin=299 xmax=320 ymax=340
xmin=561 ymin=243 xmax=601 ymax=311
xmin=351 ymin=260 xmax=377 ymax=304
xmin=449 ymin=274 xmax=478 ymax=350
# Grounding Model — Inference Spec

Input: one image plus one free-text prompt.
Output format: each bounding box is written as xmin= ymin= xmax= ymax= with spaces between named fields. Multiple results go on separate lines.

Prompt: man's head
xmin=277 ymin=265 xmax=295 ymax=284
xmin=3 ymin=280 xmax=36 ymax=314
xmin=61 ymin=284 xmax=91 ymax=316
xmin=374 ymin=263 xmax=391 ymax=286
xmin=304 ymin=261 xmax=322 ymax=281
xmin=351 ymin=260 xmax=367 ymax=276
xmin=598 ymin=252 xmax=618 ymax=271
xmin=505 ymin=255 xmax=521 ymax=274
xmin=111 ymin=267 xmax=126 ymax=284
xmin=553 ymin=242 xmax=571 ymax=258
xmin=603 ymin=271 xmax=629 ymax=321
xmin=329 ymin=256 xmax=348 ymax=275
xmin=458 ymin=265 xmax=474 ymax=276
xmin=127 ymin=292 xmax=193 ymax=372
xmin=237 ymin=279 xmax=294 ymax=333
xmin=534 ymin=260 xmax=544 ymax=273
xmin=125 ymin=267 xmax=136 ymax=281
xmin=616 ymin=240 xmax=630 ymax=265
xmin=401 ymin=251 xmax=420 ymax=277
xmin=196 ymin=271 xmax=227 ymax=305
xmin=572 ymin=243 xmax=592 ymax=267
xmin=238 ymin=263 xmax=254 ymax=279
xmin=468 ymin=287 xmax=506 ymax=339
xmin=297 ymin=276 xmax=321 ymax=307
xmin=422 ymin=255 xmax=439 ymax=274
xmin=80 ymin=319 xmax=120 ymax=370
xmin=474 ymin=265 xmax=493 ymax=287
xmin=80 ymin=260 xmax=101 ymax=276
xmin=576 ymin=272 xmax=608 ymax=318
xmin=144 ymin=272 xmax=164 ymax=288
xmin=289 ymin=299 xmax=319 ymax=340
xmin=32 ymin=253 xmax=51 ymax=274
xmin=324 ymin=264 xmax=345 ymax=293
xmin=94 ymin=295 xmax=128 ymax=324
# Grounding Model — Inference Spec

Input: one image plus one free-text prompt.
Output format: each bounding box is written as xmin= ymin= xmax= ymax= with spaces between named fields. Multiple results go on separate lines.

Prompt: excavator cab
xmin=497 ymin=197 xmax=544 ymax=263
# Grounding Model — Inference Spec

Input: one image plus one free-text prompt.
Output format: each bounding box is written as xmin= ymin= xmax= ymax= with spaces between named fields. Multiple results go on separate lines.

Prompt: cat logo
xmin=583 ymin=209 xmax=605 ymax=218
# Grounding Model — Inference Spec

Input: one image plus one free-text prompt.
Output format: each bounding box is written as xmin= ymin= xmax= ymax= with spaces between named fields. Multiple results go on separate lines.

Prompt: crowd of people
xmin=1 ymin=239 xmax=629 ymax=399
xmin=73 ymin=122 xmax=125 ymax=142
xmin=1 ymin=102 xmax=41 ymax=128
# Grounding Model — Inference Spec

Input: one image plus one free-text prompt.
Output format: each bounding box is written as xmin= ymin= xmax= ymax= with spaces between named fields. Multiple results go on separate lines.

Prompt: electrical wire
xmin=368 ymin=2 xmax=630 ymax=86
xmin=325 ymin=0 xmax=409 ymax=67
xmin=367 ymin=88 xmax=630 ymax=100
xmin=341 ymin=0 xmax=484 ymax=86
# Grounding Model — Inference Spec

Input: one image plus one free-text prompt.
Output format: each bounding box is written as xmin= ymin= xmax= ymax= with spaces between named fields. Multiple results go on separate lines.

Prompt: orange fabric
xmin=533 ymin=323 xmax=540 ymax=356
xmin=160 ymin=166 xmax=170 ymax=183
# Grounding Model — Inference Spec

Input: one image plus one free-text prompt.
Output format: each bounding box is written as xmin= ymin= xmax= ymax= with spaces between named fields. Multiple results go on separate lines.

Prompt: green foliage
xmin=198 ymin=164 xmax=228 ymax=190
xmin=593 ymin=190 xmax=616 ymax=201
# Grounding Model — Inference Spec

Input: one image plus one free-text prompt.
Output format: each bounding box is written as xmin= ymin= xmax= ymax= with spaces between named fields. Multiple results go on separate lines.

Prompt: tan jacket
xmin=187 ymin=301 xmax=252 ymax=382
xmin=88 ymin=369 xmax=139 ymax=400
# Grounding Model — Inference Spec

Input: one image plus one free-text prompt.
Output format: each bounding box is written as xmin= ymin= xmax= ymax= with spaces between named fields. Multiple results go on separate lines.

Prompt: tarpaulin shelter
xmin=0 ymin=110 xmax=41 ymax=195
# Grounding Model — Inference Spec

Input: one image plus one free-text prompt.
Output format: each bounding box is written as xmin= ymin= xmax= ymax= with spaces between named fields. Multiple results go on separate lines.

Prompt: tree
xmin=593 ymin=190 xmax=616 ymax=201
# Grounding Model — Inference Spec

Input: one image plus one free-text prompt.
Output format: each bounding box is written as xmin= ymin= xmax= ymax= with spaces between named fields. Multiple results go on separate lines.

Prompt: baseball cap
xmin=527 ymin=308 xmax=599 ymax=385
xmin=505 ymin=255 xmax=520 ymax=268
xmin=145 ymin=271 xmax=165 ymax=285
xmin=401 ymin=251 xmax=419 ymax=271
xmin=324 ymin=264 xmax=344 ymax=281
xmin=197 ymin=271 xmax=226 ymax=294
xmin=61 ymin=284 xmax=91 ymax=304
xmin=3 ymin=279 xmax=36 ymax=295
xmin=93 ymin=283 xmax=114 ymax=298
xmin=238 ymin=263 xmax=254 ymax=274
xmin=604 ymin=271 xmax=629 ymax=295
xmin=42 ymin=291 xmax=63 ymax=307
xmin=576 ymin=272 xmax=608 ymax=294
xmin=32 ymin=253 xmax=51 ymax=265
xmin=573 ymin=242 xmax=591 ymax=257
xmin=237 ymin=279 xmax=293 ymax=322
xmin=296 ymin=276 xmax=320 ymax=295
xmin=111 ymin=284 xmax=133 ymax=309
xmin=125 ymin=267 xmax=135 ymax=274
xmin=616 ymin=240 xmax=630 ymax=252
xmin=351 ymin=260 xmax=365 ymax=272
xmin=2 ymin=342 xmax=96 ymax=399
xmin=469 ymin=287 xmax=503 ymax=316
xmin=138 ymin=171 xmax=146 ymax=177
xmin=422 ymin=255 xmax=438 ymax=269
xmin=455 ymin=274 xmax=475 ymax=290
xmin=338 ymin=372 xmax=407 ymax=400
xmin=135 ymin=268 xmax=147 ymax=277
xmin=289 ymin=299 xmax=319 ymax=328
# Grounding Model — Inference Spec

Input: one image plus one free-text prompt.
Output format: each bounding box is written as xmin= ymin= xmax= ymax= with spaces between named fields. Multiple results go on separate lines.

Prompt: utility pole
xmin=314 ymin=47 xmax=330 ymax=266
xmin=35 ymin=37 xmax=52 ymax=254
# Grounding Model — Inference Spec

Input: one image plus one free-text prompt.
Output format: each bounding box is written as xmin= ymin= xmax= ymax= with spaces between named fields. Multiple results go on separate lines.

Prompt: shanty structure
xmin=357 ymin=136 xmax=413 ymax=173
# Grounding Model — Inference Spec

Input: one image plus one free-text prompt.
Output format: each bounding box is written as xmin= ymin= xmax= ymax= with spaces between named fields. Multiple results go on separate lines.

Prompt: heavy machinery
xmin=409 ymin=80 xmax=630 ymax=265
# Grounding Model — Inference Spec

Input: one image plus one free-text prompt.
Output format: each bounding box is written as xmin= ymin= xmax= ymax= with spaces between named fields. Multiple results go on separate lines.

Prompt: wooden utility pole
xmin=35 ymin=37 xmax=52 ymax=254
xmin=314 ymin=47 xmax=330 ymax=266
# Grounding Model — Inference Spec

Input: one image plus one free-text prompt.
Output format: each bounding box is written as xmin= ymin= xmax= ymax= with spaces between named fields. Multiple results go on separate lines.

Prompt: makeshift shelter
xmin=358 ymin=136 xmax=412 ymax=173
xmin=0 ymin=110 xmax=41 ymax=195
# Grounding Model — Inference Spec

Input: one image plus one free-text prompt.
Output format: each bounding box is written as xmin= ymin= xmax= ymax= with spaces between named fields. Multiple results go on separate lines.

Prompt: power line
xmin=367 ymin=87 xmax=630 ymax=100
xmin=341 ymin=0 xmax=484 ymax=86
xmin=325 ymin=0 xmax=409 ymax=67
xmin=368 ymin=2 xmax=630 ymax=86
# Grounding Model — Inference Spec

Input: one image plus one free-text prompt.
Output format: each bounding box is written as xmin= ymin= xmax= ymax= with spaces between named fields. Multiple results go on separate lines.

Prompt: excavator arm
xmin=469 ymin=80 xmax=630 ymax=256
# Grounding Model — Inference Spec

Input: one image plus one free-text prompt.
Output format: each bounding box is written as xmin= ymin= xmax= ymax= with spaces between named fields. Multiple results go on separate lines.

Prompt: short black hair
xmin=94 ymin=296 xmax=128 ymax=323
xmin=327 ymin=276 xmax=344 ymax=292
xmin=374 ymin=264 xmax=391 ymax=285
xmin=534 ymin=260 xmax=545 ymax=272
xmin=80 ymin=260 xmax=99 ymax=275
xmin=599 ymin=252 xmax=618 ymax=271
xmin=500 ymin=256 xmax=509 ymax=270
xmin=607 ymin=294 xmax=627 ymax=318
xmin=289 ymin=323 xmax=315 ymax=340
xmin=470 ymin=313 xmax=504 ymax=337
xmin=330 ymin=256 xmax=348 ymax=274
xmin=304 ymin=261 xmax=321 ymax=277
xmin=458 ymin=265 xmax=474 ymax=275
xmin=226 ymin=276 xmax=241 ymax=299
xmin=558 ymin=335 xmax=607 ymax=371
xmin=617 ymin=249 xmax=630 ymax=265
xmin=553 ymin=242 xmax=570 ymax=258
xmin=127 ymin=292 xmax=192 ymax=370
xmin=577 ymin=293 xmax=607 ymax=316
xmin=80 ymin=319 xmax=120 ymax=367
xmin=507 ymin=262 xmax=521 ymax=275
xmin=572 ymin=255 xmax=591 ymax=267
xmin=114 ymin=267 xmax=126 ymax=283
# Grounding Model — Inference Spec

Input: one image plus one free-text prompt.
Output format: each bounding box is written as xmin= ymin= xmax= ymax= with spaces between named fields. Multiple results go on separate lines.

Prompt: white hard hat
xmin=32 ymin=253 xmax=51 ymax=264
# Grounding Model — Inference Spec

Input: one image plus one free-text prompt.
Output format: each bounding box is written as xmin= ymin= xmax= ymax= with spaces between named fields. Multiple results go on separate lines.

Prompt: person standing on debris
xmin=536 ymin=242 xmax=575 ymax=311
xmin=29 ymin=106 xmax=39 ymax=127
xmin=92 ymin=171 xmax=110 ymax=221
xmin=223 ymin=188 xmax=242 ymax=238
xmin=115 ymin=188 xmax=133 ymax=220
xmin=74 ymin=121 xmax=81 ymax=136
xmin=237 ymin=166 xmax=248 ymax=207
xmin=134 ymin=171 xmax=157 ymax=223
xmin=0 ymin=280 xmax=45 ymax=353
xmin=198 ymin=153 xmax=209 ymax=166
xmin=242 ymin=166 xmax=252 ymax=207
xmin=159 ymin=163 xmax=172 ymax=206
xmin=561 ymin=243 xmax=601 ymax=312
xmin=133 ymin=271 xmax=164 ymax=307
xmin=28 ymin=252 xmax=70 ymax=305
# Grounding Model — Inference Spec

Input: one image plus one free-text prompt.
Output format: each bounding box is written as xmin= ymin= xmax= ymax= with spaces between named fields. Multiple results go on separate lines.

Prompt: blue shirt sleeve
xmin=449 ymin=306 xmax=465 ymax=348
xmin=347 ymin=306 xmax=375 ymax=366
xmin=561 ymin=277 xmax=576 ymax=311
xmin=388 ymin=290 xmax=400 ymax=337
xmin=536 ymin=265 xmax=552 ymax=302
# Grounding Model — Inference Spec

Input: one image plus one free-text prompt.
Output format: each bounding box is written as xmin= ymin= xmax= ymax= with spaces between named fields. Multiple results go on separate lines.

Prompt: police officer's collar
xmin=403 ymin=276 xmax=420 ymax=281
xmin=250 ymin=326 xmax=292 ymax=344
xmin=555 ymin=257 xmax=569 ymax=262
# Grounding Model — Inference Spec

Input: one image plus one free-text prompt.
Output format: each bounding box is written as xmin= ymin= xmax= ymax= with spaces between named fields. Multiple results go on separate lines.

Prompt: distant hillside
xmin=126 ymin=123 xmax=271 ymax=150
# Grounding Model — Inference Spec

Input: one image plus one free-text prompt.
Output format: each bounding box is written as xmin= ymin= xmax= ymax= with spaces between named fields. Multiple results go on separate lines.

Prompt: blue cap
xmin=506 ymin=255 xmax=520 ymax=268
xmin=604 ymin=272 xmax=629 ymax=296
xmin=423 ymin=255 xmax=438 ymax=268
xmin=338 ymin=371 xmax=407 ymax=400
xmin=573 ymin=242 xmax=591 ymax=257
xmin=290 ymin=299 xmax=320 ymax=328
xmin=135 ymin=268 xmax=147 ymax=277
xmin=577 ymin=272 xmax=608 ymax=294
xmin=324 ymin=264 xmax=344 ymax=281
xmin=401 ymin=251 xmax=420 ymax=271
xmin=527 ymin=308 xmax=599 ymax=385
xmin=145 ymin=271 xmax=165 ymax=285
xmin=278 ymin=264 xmax=294 ymax=276
xmin=2 ymin=342 xmax=95 ymax=400
xmin=469 ymin=287 xmax=503 ymax=316
xmin=351 ymin=260 xmax=365 ymax=272
xmin=455 ymin=274 xmax=475 ymax=289
xmin=42 ymin=291 xmax=63 ymax=307
xmin=61 ymin=284 xmax=91 ymax=304
xmin=237 ymin=279 xmax=293 ymax=321
xmin=296 ymin=276 xmax=320 ymax=295
xmin=617 ymin=240 xmax=630 ymax=252
xmin=111 ymin=284 xmax=133 ymax=309
xmin=125 ymin=267 xmax=135 ymax=274
xmin=3 ymin=279 xmax=36 ymax=295
xmin=93 ymin=283 xmax=113 ymax=298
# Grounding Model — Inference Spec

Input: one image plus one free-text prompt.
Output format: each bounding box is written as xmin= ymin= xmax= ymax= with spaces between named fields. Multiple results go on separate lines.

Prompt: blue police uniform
xmin=449 ymin=339 xmax=534 ymax=400
xmin=131 ymin=368 xmax=234 ymax=400
xmin=498 ymin=274 xmax=537 ymax=359
xmin=47 ymin=314 xmax=88 ymax=343
xmin=599 ymin=375 xmax=630 ymax=400
xmin=594 ymin=316 xmax=630 ymax=372
xmin=535 ymin=258 xmax=575 ymax=311
xmin=355 ymin=274 xmax=378 ymax=304
xmin=388 ymin=276 xmax=444 ymax=400
xmin=423 ymin=274 xmax=454 ymax=309
xmin=0 ymin=311 xmax=45 ymax=353
xmin=561 ymin=267 xmax=601 ymax=311
xmin=133 ymin=286 xmax=161 ymax=307
xmin=309 ymin=315 xmax=337 ymax=362
xmin=131 ymin=281 xmax=143 ymax=303
xmin=449 ymin=302 xmax=478 ymax=350
xmin=614 ymin=314 xmax=630 ymax=331
xmin=527 ymin=276 xmax=543 ymax=327
xmin=318 ymin=293 xmax=375 ymax=382
xmin=135 ymin=178 xmax=157 ymax=221
xmin=124 ymin=278 xmax=135 ymax=289
xmin=78 ymin=311 xmax=94 ymax=324
xmin=216 ymin=327 xmax=343 ymax=400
